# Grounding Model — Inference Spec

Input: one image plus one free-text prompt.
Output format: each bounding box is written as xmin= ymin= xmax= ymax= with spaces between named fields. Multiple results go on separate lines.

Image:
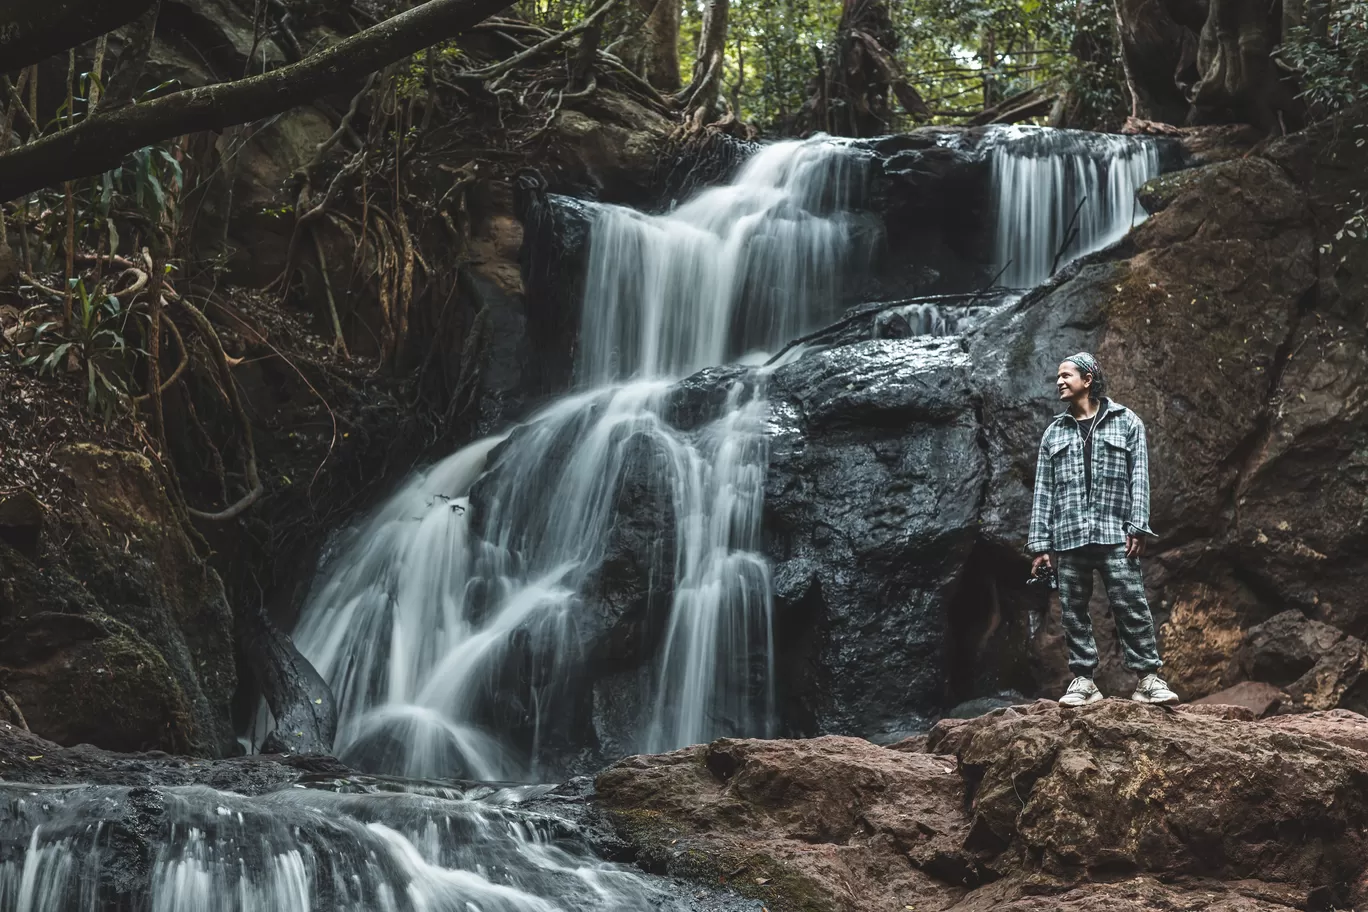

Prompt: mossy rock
xmin=606 ymin=808 xmax=839 ymax=912
xmin=0 ymin=445 xmax=238 ymax=756
xmin=1137 ymin=167 xmax=1205 ymax=214
xmin=0 ymin=614 xmax=195 ymax=753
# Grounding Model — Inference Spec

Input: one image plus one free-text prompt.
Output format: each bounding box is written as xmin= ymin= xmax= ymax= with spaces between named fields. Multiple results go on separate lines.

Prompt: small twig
xmin=311 ymin=226 xmax=349 ymax=356
xmin=969 ymin=261 xmax=1013 ymax=306
xmin=174 ymin=297 xmax=265 ymax=521
xmin=394 ymin=204 xmax=414 ymax=367
xmin=200 ymin=292 xmax=341 ymax=494
xmin=276 ymin=148 xmax=366 ymax=295
xmin=1 ymin=74 xmax=40 ymax=139
xmin=1 ymin=70 xmax=31 ymax=150
xmin=75 ymin=252 xmax=140 ymax=269
xmin=762 ymin=283 xmax=1019 ymax=367
xmin=88 ymin=34 xmax=109 ymax=115
xmin=306 ymin=72 xmax=375 ymax=174
xmin=1 ymin=691 xmax=29 ymax=731
xmin=131 ymin=309 xmax=187 ymax=402
xmin=18 ymin=272 xmax=64 ymax=299
xmin=461 ymin=0 xmax=617 ymax=84
xmin=145 ymin=264 xmax=167 ymax=446
xmin=63 ymin=183 xmax=74 ymax=326
xmin=1049 ymin=196 xmax=1088 ymax=277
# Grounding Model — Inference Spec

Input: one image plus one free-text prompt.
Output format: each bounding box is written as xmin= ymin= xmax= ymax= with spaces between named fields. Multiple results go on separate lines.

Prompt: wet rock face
xmin=0 ymin=445 xmax=237 ymax=757
xmin=763 ymin=337 xmax=986 ymax=739
xmin=596 ymin=701 xmax=1368 ymax=911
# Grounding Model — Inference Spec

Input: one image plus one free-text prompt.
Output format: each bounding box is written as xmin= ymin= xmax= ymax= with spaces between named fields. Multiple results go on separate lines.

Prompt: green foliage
xmin=699 ymin=0 xmax=1121 ymax=133
xmin=20 ymin=280 xmax=146 ymax=419
xmin=1278 ymin=1 xmax=1368 ymax=114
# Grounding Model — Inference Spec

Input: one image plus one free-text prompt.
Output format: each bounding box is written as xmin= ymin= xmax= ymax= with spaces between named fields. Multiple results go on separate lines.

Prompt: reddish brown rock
xmin=960 ymin=701 xmax=1368 ymax=900
xmin=1262 ymin=709 xmax=1368 ymax=754
xmin=1175 ymin=702 xmax=1258 ymax=722
xmin=1193 ymin=681 xmax=1288 ymax=718
xmin=597 ymin=702 xmax=1368 ymax=912
xmin=949 ymin=874 xmax=1304 ymax=911
xmin=596 ymin=736 xmax=975 ymax=912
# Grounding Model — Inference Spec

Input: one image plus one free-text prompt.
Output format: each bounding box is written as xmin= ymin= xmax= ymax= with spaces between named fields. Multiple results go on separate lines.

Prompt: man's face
xmin=1056 ymin=361 xmax=1091 ymax=403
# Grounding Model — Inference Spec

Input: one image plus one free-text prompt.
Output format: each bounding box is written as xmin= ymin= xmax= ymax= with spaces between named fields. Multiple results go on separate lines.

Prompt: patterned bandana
xmin=1063 ymin=351 xmax=1105 ymax=400
xmin=1065 ymin=352 xmax=1098 ymax=378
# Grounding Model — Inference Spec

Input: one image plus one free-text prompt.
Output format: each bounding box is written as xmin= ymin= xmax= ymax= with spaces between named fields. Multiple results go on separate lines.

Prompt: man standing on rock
xmin=1028 ymin=352 xmax=1180 ymax=707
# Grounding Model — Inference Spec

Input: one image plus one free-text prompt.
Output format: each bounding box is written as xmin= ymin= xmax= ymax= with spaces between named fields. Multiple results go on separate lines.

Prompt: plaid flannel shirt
xmin=1027 ymin=397 xmax=1156 ymax=554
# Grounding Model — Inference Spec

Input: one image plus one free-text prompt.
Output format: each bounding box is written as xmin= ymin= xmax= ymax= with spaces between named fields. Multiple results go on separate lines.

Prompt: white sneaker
xmin=1058 ymin=676 xmax=1103 ymax=707
xmin=1131 ymin=673 xmax=1180 ymax=705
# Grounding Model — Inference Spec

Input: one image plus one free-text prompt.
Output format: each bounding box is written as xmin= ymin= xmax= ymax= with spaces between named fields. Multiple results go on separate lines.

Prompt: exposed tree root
xmin=131 ymin=309 xmax=187 ymax=403
xmin=173 ymin=296 xmax=265 ymax=522
xmin=312 ymin=227 xmax=350 ymax=357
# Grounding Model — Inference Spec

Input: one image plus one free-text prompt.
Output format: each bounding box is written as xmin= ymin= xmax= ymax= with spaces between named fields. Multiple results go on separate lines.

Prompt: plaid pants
xmin=1056 ymin=543 xmax=1162 ymax=677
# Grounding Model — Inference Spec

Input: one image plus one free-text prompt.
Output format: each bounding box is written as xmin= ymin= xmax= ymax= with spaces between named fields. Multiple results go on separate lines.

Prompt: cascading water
xmin=990 ymin=127 xmax=1161 ymax=289
xmin=0 ymin=782 xmax=696 ymax=911
xmin=287 ymin=139 xmax=867 ymax=780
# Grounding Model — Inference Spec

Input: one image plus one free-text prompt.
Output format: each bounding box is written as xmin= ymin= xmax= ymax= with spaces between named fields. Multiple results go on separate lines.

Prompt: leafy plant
xmin=21 ymin=279 xmax=146 ymax=418
xmin=1277 ymin=0 xmax=1368 ymax=114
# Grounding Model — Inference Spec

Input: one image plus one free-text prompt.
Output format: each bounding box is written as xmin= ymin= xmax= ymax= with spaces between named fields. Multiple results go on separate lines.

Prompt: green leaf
xmin=43 ymin=343 xmax=73 ymax=375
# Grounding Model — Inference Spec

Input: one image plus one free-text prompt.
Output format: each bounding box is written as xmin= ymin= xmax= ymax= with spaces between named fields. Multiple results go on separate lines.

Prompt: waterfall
xmin=286 ymin=138 xmax=865 ymax=779
xmin=0 ymin=783 xmax=688 ymax=911
xmin=579 ymin=141 xmax=866 ymax=381
xmin=990 ymin=127 xmax=1160 ymax=289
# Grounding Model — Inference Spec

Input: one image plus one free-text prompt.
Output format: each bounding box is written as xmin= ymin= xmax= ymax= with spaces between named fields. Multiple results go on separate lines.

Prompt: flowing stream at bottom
xmin=0 ymin=782 xmax=705 ymax=912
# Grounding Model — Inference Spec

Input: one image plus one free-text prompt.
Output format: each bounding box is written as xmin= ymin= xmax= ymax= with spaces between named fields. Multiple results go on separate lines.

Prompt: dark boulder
xmin=763 ymin=337 xmax=987 ymax=739
xmin=0 ymin=445 xmax=237 ymax=756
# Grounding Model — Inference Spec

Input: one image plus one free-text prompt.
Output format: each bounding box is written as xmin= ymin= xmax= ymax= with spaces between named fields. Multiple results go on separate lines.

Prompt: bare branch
xmin=0 ymin=0 xmax=513 ymax=202
xmin=0 ymin=0 xmax=158 ymax=71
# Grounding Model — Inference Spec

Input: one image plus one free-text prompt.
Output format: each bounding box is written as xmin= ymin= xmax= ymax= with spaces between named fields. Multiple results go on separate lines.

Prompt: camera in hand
xmin=1028 ymin=566 xmax=1058 ymax=589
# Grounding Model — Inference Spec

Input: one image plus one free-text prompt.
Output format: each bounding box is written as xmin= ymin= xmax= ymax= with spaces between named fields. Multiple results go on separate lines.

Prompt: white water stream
xmin=991 ymin=127 xmax=1161 ymax=288
xmin=290 ymin=140 xmax=863 ymax=780
xmin=0 ymin=783 xmax=688 ymax=912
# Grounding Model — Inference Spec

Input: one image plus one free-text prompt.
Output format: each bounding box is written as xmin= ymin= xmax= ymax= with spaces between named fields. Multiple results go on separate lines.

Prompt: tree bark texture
xmin=1114 ymin=0 xmax=1197 ymax=123
xmin=0 ymin=0 xmax=159 ymax=71
xmin=795 ymin=0 xmax=928 ymax=137
xmin=640 ymin=0 xmax=681 ymax=92
xmin=1190 ymin=0 xmax=1302 ymax=130
xmin=678 ymin=0 xmax=730 ymax=118
xmin=1114 ymin=0 xmax=1303 ymax=131
xmin=0 ymin=0 xmax=512 ymax=202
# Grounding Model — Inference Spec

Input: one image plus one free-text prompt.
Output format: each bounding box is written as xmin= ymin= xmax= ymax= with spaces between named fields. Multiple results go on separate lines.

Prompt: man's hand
xmin=1125 ymin=534 xmax=1146 ymax=558
xmin=1031 ymin=553 xmax=1053 ymax=577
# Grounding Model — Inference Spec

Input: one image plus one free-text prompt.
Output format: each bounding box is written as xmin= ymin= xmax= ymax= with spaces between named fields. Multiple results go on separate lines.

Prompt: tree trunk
xmin=0 ymin=0 xmax=513 ymax=202
xmin=0 ymin=0 xmax=159 ymax=70
xmin=677 ymin=0 xmax=729 ymax=119
xmin=640 ymin=0 xmax=681 ymax=92
xmin=1115 ymin=0 xmax=1303 ymax=132
xmin=794 ymin=0 xmax=928 ymax=137
xmin=1190 ymin=0 xmax=1303 ymax=131
xmin=1114 ymin=0 xmax=1197 ymax=123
